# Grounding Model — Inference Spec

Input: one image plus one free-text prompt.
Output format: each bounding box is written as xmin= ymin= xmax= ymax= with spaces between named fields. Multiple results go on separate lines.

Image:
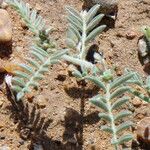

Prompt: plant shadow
xmin=6 ymin=82 xmax=100 ymax=150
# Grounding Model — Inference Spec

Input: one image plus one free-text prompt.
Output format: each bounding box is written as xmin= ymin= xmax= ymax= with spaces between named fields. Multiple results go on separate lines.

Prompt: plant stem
xmin=80 ymin=11 xmax=87 ymax=60
xmin=105 ymin=84 xmax=119 ymax=150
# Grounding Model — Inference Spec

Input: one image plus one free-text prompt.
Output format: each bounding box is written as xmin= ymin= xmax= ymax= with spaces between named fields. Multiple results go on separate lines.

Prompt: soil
xmin=0 ymin=0 xmax=150 ymax=150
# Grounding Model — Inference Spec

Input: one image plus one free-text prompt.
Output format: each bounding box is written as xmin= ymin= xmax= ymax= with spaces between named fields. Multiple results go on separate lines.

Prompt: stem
xmin=105 ymin=84 xmax=119 ymax=150
xmin=80 ymin=11 xmax=87 ymax=60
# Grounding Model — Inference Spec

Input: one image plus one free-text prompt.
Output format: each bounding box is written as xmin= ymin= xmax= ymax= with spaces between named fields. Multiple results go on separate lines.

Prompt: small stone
xmin=137 ymin=117 xmax=150 ymax=144
xmin=0 ymin=145 xmax=10 ymax=150
xmin=126 ymin=30 xmax=137 ymax=40
xmin=138 ymin=38 xmax=148 ymax=57
xmin=0 ymin=9 xmax=12 ymax=43
xmin=83 ymin=0 xmax=118 ymax=15
xmin=132 ymin=97 xmax=142 ymax=107
xmin=36 ymin=95 xmax=47 ymax=109
xmin=1 ymin=2 xmax=8 ymax=9
xmin=35 ymin=3 xmax=42 ymax=11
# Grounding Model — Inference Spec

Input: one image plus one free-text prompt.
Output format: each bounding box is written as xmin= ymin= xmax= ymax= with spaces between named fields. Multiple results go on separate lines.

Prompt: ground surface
xmin=0 ymin=0 xmax=150 ymax=150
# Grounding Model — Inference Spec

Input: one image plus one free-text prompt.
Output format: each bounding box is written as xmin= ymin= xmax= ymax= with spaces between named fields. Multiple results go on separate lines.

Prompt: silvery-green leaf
xmin=66 ymin=38 xmax=76 ymax=49
xmin=69 ymin=24 xmax=81 ymax=41
xmin=114 ymin=111 xmax=132 ymax=122
xmin=110 ymin=73 xmax=134 ymax=90
xmin=90 ymin=97 xmax=108 ymax=111
xmin=72 ymin=69 xmax=82 ymax=78
xmin=62 ymin=55 xmax=94 ymax=69
xmin=67 ymin=28 xmax=79 ymax=44
xmin=101 ymin=125 xmax=113 ymax=133
xmin=86 ymin=25 xmax=106 ymax=43
xmin=111 ymin=97 xmax=129 ymax=110
xmin=86 ymin=4 xmax=100 ymax=24
xmin=67 ymin=15 xmax=82 ymax=31
xmin=85 ymin=76 xmax=106 ymax=91
xmin=66 ymin=6 xmax=82 ymax=24
xmin=98 ymin=113 xmax=112 ymax=122
xmin=116 ymin=121 xmax=133 ymax=134
xmin=110 ymin=86 xmax=130 ymax=100
xmin=87 ymin=14 xmax=104 ymax=33
xmin=17 ymin=92 xmax=24 ymax=101
xmin=116 ymin=134 xmax=133 ymax=145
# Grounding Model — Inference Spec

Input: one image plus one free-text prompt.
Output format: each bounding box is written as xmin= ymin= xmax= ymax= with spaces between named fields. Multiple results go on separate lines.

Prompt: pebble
xmin=35 ymin=3 xmax=42 ymax=12
xmin=132 ymin=97 xmax=142 ymax=107
xmin=126 ymin=30 xmax=137 ymax=39
xmin=138 ymin=38 xmax=148 ymax=57
xmin=1 ymin=2 xmax=8 ymax=9
xmin=0 ymin=9 xmax=12 ymax=43
xmin=36 ymin=95 xmax=47 ymax=109
xmin=137 ymin=117 xmax=150 ymax=144
xmin=83 ymin=0 xmax=118 ymax=15
xmin=0 ymin=145 xmax=10 ymax=150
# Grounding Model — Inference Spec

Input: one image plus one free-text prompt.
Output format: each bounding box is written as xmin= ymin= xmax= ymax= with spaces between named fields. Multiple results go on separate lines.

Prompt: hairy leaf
xmin=116 ymin=121 xmax=133 ymax=134
xmin=110 ymin=86 xmax=130 ymax=100
xmin=98 ymin=113 xmax=112 ymax=122
xmin=101 ymin=125 xmax=113 ymax=133
xmin=111 ymin=97 xmax=129 ymax=110
xmin=114 ymin=111 xmax=132 ymax=122
xmin=110 ymin=73 xmax=134 ymax=90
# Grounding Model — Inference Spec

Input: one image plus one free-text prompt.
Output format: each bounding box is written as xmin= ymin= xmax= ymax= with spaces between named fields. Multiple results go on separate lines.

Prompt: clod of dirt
xmin=1 ymin=1 xmax=8 ymax=9
xmin=126 ymin=30 xmax=137 ymax=40
xmin=137 ymin=117 xmax=150 ymax=144
xmin=36 ymin=95 xmax=47 ymax=109
xmin=0 ymin=9 xmax=12 ymax=43
xmin=132 ymin=97 xmax=142 ymax=107
xmin=83 ymin=0 xmax=118 ymax=15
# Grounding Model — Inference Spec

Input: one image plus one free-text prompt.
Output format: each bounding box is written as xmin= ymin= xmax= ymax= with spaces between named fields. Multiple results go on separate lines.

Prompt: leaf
xmin=110 ymin=73 xmax=134 ymax=90
xmin=67 ymin=15 xmax=82 ymax=31
xmin=101 ymin=125 xmax=113 ymax=133
xmin=114 ymin=110 xmax=132 ymax=122
xmin=86 ymin=4 xmax=100 ymax=24
xmin=69 ymin=24 xmax=81 ymax=41
xmin=84 ymin=76 xmax=106 ymax=91
xmin=12 ymin=45 xmax=66 ymax=101
xmin=111 ymin=97 xmax=129 ymax=110
xmin=62 ymin=55 xmax=94 ymax=69
xmin=66 ymin=6 xmax=82 ymax=24
xmin=66 ymin=38 xmax=77 ymax=49
xmin=87 ymin=14 xmax=104 ymax=33
xmin=110 ymin=86 xmax=130 ymax=100
xmin=98 ymin=113 xmax=112 ymax=122
xmin=116 ymin=121 xmax=133 ymax=134
xmin=86 ymin=25 xmax=106 ymax=43
xmin=117 ymin=134 xmax=133 ymax=145
xmin=6 ymin=0 xmax=46 ymax=33
xmin=129 ymin=88 xmax=150 ymax=103
xmin=90 ymin=97 xmax=108 ymax=111
xmin=124 ymin=68 xmax=143 ymax=86
xmin=72 ymin=69 xmax=82 ymax=78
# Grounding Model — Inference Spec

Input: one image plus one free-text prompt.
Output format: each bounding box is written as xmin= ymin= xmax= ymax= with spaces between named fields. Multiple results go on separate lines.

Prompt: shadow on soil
xmin=0 ymin=42 xmax=12 ymax=58
xmin=5 ymin=83 xmax=100 ymax=150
